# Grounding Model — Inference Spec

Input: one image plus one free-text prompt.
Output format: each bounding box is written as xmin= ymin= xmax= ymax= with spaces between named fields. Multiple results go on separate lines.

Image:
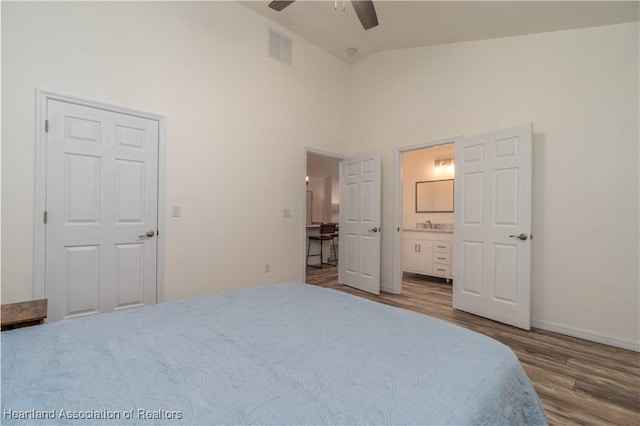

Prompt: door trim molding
xmin=392 ymin=136 xmax=462 ymax=294
xmin=34 ymin=90 xmax=167 ymax=303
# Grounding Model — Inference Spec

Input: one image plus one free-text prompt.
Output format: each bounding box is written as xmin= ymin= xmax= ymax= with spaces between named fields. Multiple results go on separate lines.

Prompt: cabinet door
xmin=416 ymin=242 xmax=433 ymax=274
xmin=402 ymin=238 xmax=418 ymax=272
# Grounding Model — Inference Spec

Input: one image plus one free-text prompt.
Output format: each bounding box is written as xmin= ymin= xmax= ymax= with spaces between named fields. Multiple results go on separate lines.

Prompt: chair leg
xmin=325 ymin=238 xmax=338 ymax=266
xmin=306 ymin=238 xmax=322 ymax=268
xmin=331 ymin=238 xmax=338 ymax=265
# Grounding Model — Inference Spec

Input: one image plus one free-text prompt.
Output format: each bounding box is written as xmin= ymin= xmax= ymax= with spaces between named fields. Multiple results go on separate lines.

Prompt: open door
xmin=339 ymin=152 xmax=381 ymax=295
xmin=453 ymin=123 xmax=532 ymax=330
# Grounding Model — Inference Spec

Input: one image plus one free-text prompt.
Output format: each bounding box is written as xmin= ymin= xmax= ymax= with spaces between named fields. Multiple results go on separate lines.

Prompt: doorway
xmin=392 ymin=137 xmax=460 ymax=295
xmin=304 ymin=150 xmax=341 ymax=282
xmin=393 ymin=124 xmax=533 ymax=330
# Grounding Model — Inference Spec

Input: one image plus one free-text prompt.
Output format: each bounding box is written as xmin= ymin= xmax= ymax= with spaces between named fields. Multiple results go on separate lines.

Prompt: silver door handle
xmin=509 ymin=233 xmax=528 ymax=241
xmin=139 ymin=230 xmax=155 ymax=238
xmin=368 ymin=227 xmax=378 ymax=233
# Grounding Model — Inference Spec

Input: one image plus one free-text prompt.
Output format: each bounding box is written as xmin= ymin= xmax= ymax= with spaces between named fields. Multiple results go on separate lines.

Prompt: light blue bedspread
xmin=2 ymin=283 xmax=547 ymax=425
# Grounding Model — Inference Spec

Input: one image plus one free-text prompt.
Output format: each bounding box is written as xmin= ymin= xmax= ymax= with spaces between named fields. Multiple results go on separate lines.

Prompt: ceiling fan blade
xmin=351 ymin=0 xmax=379 ymax=30
xmin=268 ymin=0 xmax=296 ymax=12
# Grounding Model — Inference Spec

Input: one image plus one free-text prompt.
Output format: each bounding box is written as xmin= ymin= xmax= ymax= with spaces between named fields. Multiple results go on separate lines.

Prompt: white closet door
xmin=45 ymin=99 xmax=159 ymax=321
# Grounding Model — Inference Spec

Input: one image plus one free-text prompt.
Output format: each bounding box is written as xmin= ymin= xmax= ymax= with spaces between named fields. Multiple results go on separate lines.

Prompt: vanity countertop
xmin=403 ymin=228 xmax=454 ymax=234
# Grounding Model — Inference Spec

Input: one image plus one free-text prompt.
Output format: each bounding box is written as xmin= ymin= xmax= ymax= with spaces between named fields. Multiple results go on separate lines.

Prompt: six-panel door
xmin=453 ymin=123 xmax=532 ymax=330
xmin=45 ymin=100 xmax=159 ymax=321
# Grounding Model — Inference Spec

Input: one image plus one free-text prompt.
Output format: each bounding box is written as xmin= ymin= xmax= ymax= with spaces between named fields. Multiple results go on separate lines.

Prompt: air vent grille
xmin=268 ymin=28 xmax=292 ymax=65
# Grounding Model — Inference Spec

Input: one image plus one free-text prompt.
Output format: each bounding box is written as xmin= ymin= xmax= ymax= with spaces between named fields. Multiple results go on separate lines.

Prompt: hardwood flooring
xmin=306 ymin=266 xmax=640 ymax=425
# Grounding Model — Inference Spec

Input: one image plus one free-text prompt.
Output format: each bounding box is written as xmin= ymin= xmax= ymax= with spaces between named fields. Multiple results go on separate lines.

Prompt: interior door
xmin=453 ymin=123 xmax=532 ymax=330
xmin=339 ymin=152 xmax=381 ymax=294
xmin=45 ymin=99 xmax=159 ymax=322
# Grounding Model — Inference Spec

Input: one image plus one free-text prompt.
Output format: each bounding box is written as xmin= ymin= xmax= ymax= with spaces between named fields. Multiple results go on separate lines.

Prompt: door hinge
xmin=45 ymin=120 xmax=49 ymax=133
xmin=43 ymin=211 xmax=48 ymax=224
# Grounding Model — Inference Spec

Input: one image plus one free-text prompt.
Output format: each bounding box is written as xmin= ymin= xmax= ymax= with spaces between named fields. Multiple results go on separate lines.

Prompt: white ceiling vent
xmin=268 ymin=28 xmax=292 ymax=66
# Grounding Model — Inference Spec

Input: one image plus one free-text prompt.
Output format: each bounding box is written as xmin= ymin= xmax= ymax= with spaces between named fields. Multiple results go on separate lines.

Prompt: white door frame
xmin=391 ymin=136 xmax=462 ymax=294
xmin=34 ymin=90 xmax=167 ymax=302
xmin=301 ymin=147 xmax=344 ymax=283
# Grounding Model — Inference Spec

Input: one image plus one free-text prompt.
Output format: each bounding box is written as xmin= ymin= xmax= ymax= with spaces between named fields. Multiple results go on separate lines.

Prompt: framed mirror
xmin=416 ymin=179 xmax=454 ymax=212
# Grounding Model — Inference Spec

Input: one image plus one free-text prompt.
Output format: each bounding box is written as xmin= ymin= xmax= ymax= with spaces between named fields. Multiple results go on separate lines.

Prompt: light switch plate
xmin=171 ymin=205 xmax=181 ymax=217
xmin=283 ymin=208 xmax=291 ymax=218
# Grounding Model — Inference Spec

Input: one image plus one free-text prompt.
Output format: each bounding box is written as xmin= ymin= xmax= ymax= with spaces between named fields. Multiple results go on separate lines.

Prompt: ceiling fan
xmin=268 ymin=0 xmax=379 ymax=30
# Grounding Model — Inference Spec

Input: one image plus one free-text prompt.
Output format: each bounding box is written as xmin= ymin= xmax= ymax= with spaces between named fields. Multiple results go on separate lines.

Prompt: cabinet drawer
xmin=433 ymin=253 xmax=451 ymax=265
xmin=433 ymin=241 xmax=451 ymax=253
xmin=432 ymin=264 xmax=451 ymax=277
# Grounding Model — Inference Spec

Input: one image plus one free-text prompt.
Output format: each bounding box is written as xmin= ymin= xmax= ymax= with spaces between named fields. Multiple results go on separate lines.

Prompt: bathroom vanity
xmin=402 ymin=228 xmax=453 ymax=281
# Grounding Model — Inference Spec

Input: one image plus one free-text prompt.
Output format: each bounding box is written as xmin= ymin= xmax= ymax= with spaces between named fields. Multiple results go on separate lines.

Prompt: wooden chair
xmin=306 ymin=223 xmax=338 ymax=268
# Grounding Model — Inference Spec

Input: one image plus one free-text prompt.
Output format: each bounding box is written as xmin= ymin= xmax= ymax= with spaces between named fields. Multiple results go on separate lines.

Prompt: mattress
xmin=1 ymin=283 xmax=547 ymax=425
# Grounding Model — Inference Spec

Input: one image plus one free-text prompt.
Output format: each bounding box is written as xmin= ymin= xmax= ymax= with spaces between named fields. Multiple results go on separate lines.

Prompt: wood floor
xmin=306 ymin=265 xmax=640 ymax=425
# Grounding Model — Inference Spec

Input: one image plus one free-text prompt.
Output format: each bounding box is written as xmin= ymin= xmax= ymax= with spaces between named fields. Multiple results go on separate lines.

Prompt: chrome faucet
xmin=425 ymin=220 xmax=432 ymax=229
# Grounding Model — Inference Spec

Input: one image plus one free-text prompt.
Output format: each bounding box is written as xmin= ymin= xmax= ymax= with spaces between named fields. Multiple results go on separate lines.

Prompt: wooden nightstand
xmin=1 ymin=299 xmax=48 ymax=331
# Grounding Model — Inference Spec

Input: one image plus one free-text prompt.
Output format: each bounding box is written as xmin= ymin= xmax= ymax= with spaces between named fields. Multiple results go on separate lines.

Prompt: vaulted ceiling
xmin=241 ymin=1 xmax=639 ymax=63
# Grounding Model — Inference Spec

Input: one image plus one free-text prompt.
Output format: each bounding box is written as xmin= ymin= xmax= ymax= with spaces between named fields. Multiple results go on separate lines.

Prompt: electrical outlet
xmin=282 ymin=208 xmax=291 ymax=218
xmin=264 ymin=263 xmax=271 ymax=273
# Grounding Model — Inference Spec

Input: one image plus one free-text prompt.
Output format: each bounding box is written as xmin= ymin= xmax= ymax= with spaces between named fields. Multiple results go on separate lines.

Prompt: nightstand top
xmin=1 ymin=299 xmax=48 ymax=328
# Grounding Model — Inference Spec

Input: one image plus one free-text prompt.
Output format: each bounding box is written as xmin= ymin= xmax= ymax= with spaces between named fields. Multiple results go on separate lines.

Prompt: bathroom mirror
xmin=416 ymin=179 xmax=454 ymax=212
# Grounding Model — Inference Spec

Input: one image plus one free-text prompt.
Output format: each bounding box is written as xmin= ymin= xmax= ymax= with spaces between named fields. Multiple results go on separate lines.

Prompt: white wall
xmin=348 ymin=23 xmax=639 ymax=347
xmin=306 ymin=179 xmax=324 ymax=223
xmin=1 ymin=2 xmax=350 ymax=302
xmin=402 ymin=144 xmax=455 ymax=228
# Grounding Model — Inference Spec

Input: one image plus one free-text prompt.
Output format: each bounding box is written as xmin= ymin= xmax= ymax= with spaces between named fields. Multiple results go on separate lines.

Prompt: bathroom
xmin=401 ymin=143 xmax=455 ymax=282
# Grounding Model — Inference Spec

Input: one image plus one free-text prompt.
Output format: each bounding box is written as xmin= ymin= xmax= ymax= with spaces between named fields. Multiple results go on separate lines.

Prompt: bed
xmin=2 ymin=283 xmax=547 ymax=425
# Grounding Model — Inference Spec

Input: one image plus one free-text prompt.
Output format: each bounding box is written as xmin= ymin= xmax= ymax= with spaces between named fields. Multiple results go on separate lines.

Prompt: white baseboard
xmin=531 ymin=320 xmax=640 ymax=352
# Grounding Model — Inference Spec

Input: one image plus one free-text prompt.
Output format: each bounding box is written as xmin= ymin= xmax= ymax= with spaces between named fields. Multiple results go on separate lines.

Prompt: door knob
xmin=368 ymin=227 xmax=378 ymax=233
xmin=139 ymin=230 xmax=155 ymax=238
xmin=509 ymin=233 xmax=528 ymax=241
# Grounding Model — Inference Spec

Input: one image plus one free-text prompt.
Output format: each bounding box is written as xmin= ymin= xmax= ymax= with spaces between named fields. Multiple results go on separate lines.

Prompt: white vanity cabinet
xmin=403 ymin=236 xmax=433 ymax=275
xmin=402 ymin=230 xmax=453 ymax=281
